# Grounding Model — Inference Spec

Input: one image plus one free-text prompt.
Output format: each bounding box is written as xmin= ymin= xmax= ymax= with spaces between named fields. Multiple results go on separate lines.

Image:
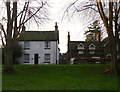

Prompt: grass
xmin=2 ymin=64 xmax=119 ymax=90
xmin=0 ymin=65 xmax=2 ymax=91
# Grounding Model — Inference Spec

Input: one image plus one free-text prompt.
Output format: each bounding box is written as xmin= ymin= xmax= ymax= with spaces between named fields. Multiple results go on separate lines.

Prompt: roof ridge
xmin=25 ymin=30 xmax=55 ymax=32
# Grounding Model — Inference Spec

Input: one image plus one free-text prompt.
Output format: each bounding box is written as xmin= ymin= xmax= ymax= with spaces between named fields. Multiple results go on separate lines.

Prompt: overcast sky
xmin=38 ymin=0 xmax=88 ymax=53
xmin=23 ymin=0 xmax=87 ymax=53
xmin=42 ymin=0 xmax=109 ymax=53
xmin=0 ymin=0 xmax=103 ymax=53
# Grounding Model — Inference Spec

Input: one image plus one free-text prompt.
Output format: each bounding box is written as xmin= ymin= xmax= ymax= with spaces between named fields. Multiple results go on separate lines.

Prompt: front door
xmin=34 ymin=54 xmax=39 ymax=64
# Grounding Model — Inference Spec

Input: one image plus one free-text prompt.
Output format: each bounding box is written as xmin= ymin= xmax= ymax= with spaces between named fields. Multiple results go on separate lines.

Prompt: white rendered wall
xmin=19 ymin=41 xmax=59 ymax=64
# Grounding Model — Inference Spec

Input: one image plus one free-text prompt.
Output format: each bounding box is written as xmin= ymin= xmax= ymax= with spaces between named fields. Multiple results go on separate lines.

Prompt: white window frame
xmin=23 ymin=54 xmax=29 ymax=63
xmin=24 ymin=41 xmax=30 ymax=50
xmin=44 ymin=53 xmax=50 ymax=63
xmin=44 ymin=41 xmax=50 ymax=49
xmin=118 ymin=32 xmax=120 ymax=39
xmin=77 ymin=43 xmax=84 ymax=50
xmin=78 ymin=51 xmax=84 ymax=54
xmin=89 ymin=44 xmax=96 ymax=50
xmin=89 ymin=51 xmax=95 ymax=54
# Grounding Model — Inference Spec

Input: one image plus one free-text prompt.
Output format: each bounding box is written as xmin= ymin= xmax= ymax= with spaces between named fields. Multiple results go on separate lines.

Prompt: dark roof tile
xmin=18 ymin=31 xmax=59 ymax=41
xmin=69 ymin=41 xmax=103 ymax=51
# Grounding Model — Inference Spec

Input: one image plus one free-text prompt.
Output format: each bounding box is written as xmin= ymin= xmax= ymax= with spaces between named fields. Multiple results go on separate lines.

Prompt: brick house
xmin=65 ymin=31 xmax=120 ymax=64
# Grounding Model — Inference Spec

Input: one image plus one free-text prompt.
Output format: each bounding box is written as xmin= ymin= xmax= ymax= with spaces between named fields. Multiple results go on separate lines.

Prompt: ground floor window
xmin=44 ymin=53 xmax=50 ymax=63
xmin=90 ymin=51 xmax=95 ymax=54
xmin=78 ymin=51 xmax=84 ymax=54
xmin=23 ymin=54 xmax=29 ymax=63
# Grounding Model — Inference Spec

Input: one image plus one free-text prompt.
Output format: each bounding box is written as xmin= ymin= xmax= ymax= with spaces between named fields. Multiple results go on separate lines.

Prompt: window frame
xmin=89 ymin=51 xmax=95 ymax=54
xmin=89 ymin=44 xmax=96 ymax=50
xmin=78 ymin=51 xmax=84 ymax=54
xmin=44 ymin=41 xmax=51 ymax=49
xmin=77 ymin=43 xmax=84 ymax=50
xmin=44 ymin=53 xmax=50 ymax=63
xmin=24 ymin=41 xmax=30 ymax=50
xmin=23 ymin=53 xmax=30 ymax=63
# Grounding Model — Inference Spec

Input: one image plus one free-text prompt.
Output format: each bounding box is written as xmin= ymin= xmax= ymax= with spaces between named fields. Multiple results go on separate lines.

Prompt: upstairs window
xmin=44 ymin=41 xmax=50 ymax=49
xmin=24 ymin=41 xmax=30 ymax=50
xmin=89 ymin=44 xmax=96 ymax=50
xmin=77 ymin=43 xmax=84 ymax=50
xmin=89 ymin=44 xmax=96 ymax=54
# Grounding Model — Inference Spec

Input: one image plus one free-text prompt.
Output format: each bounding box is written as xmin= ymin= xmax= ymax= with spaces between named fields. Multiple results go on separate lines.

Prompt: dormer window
xmin=78 ymin=43 xmax=84 ymax=54
xmin=89 ymin=44 xmax=96 ymax=54
xmin=89 ymin=44 xmax=96 ymax=50
xmin=77 ymin=43 xmax=84 ymax=50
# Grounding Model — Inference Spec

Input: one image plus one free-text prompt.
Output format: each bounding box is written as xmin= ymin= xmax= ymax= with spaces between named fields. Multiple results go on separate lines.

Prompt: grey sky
xmin=39 ymin=0 xmax=87 ymax=53
xmin=0 ymin=0 xmax=107 ymax=53
xmin=25 ymin=0 xmax=87 ymax=53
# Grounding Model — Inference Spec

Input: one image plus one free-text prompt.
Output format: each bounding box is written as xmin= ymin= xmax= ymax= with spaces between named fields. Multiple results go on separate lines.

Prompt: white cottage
xmin=18 ymin=23 xmax=60 ymax=64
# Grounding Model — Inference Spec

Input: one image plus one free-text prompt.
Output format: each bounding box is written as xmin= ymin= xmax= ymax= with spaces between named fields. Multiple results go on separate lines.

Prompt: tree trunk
xmin=4 ymin=2 xmax=14 ymax=73
xmin=108 ymin=1 xmax=118 ymax=75
xmin=4 ymin=37 xmax=13 ymax=72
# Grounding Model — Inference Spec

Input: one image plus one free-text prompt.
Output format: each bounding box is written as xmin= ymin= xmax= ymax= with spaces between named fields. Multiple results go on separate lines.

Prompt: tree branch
xmin=17 ymin=2 xmax=29 ymax=35
xmin=96 ymin=0 xmax=108 ymax=32
xmin=18 ymin=2 xmax=28 ymax=29
xmin=19 ymin=2 xmax=45 ymax=27
xmin=0 ymin=35 xmax=5 ymax=47
xmin=0 ymin=23 xmax=7 ymax=39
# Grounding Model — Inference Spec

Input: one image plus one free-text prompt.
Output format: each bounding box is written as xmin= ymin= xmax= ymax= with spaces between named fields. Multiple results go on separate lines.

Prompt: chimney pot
xmin=55 ymin=22 xmax=58 ymax=31
xmin=22 ymin=25 xmax=26 ymax=32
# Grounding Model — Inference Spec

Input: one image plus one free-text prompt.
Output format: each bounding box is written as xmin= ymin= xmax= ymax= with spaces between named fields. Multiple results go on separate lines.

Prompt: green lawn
xmin=2 ymin=64 xmax=119 ymax=91
xmin=0 ymin=65 xmax=2 ymax=91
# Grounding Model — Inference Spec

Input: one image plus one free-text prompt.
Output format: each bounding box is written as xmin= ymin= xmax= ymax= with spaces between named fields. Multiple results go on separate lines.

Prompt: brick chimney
xmin=22 ymin=25 xmax=26 ymax=33
xmin=55 ymin=22 xmax=58 ymax=31
xmin=67 ymin=31 xmax=70 ymax=64
xmin=68 ymin=31 xmax=70 ymax=52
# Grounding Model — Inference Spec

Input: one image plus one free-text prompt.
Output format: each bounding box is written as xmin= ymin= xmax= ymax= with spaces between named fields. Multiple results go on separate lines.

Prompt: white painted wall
xmin=19 ymin=41 xmax=59 ymax=64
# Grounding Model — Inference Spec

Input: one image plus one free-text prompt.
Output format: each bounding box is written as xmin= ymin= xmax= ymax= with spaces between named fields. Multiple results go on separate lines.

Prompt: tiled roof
xmin=69 ymin=41 xmax=103 ymax=51
xmin=101 ymin=37 xmax=109 ymax=46
xmin=18 ymin=31 xmax=59 ymax=41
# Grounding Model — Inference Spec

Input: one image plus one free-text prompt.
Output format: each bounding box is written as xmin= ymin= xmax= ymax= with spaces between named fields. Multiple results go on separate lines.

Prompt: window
xmin=89 ymin=44 xmax=96 ymax=50
xmin=90 ymin=51 xmax=95 ymax=54
xmin=117 ymin=45 xmax=118 ymax=51
xmin=44 ymin=41 xmax=50 ymax=49
xmin=118 ymin=32 xmax=120 ymax=39
xmin=23 ymin=54 xmax=29 ymax=63
xmin=77 ymin=43 xmax=84 ymax=50
xmin=44 ymin=54 xmax=50 ymax=63
xmin=24 ymin=41 xmax=30 ymax=50
xmin=78 ymin=51 xmax=84 ymax=54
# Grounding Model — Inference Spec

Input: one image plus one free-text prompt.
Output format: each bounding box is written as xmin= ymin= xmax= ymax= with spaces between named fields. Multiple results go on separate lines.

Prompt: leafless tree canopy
xmin=0 ymin=0 xmax=50 ymax=46
xmin=63 ymin=0 xmax=119 ymax=38
xmin=62 ymin=0 xmax=100 ymax=23
xmin=63 ymin=0 xmax=120 ymax=75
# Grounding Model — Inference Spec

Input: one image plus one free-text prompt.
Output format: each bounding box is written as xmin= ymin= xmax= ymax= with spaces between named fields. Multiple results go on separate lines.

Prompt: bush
xmin=2 ymin=42 xmax=23 ymax=64
xmin=13 ymin=43 xmax=23 ymax=64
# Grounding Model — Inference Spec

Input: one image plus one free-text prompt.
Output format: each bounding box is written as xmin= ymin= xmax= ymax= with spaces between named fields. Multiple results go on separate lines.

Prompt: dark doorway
xmin=34 ymin=54 xmax=39 ymax=64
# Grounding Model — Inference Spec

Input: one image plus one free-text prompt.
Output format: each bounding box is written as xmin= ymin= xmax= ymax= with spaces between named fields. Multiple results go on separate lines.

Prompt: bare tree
xmin=0 ymin=0 xmax=50 ymax=72
xmin=64 ymin=0 xmax=120 ymax=75
xmin=85 ymin=20 xmax=101 ymax=42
